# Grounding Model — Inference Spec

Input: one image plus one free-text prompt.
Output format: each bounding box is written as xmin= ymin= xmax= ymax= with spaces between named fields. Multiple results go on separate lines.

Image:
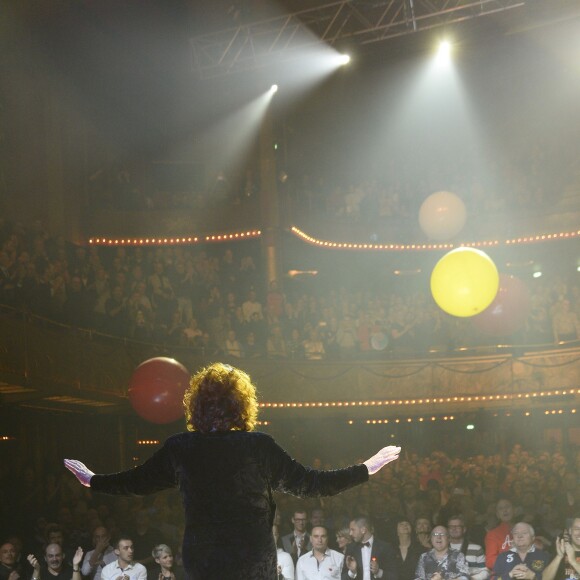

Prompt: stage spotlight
xmin=436 ymin=40 xmax=452 ymax=65
xmin=269 ymin=84 xmax=279 ymax=94
xmin=338 ymin=54 xmax=351 ymax=65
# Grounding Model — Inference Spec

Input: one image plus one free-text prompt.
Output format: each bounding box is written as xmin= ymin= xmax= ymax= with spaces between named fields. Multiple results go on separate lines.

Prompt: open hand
xmin=72 ymin=547 xmax=84 ymax=567
xmin=64 ymin=459 xmax=94 ymax=487
xmin=364 ymin=445 xmax=401 ymax=475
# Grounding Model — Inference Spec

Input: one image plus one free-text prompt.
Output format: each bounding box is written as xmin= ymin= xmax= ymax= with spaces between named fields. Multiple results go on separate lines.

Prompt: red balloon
xmin=472 ymin=274 xmax=531 ymax=336
xmin=128 ymin=357 xmax=190 ymax=424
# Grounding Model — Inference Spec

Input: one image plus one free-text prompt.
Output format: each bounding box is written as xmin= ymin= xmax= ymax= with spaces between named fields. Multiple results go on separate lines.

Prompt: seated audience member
xmin=81 ymin=527 xmax=116 ymax=580
xmin=415 ymin=526 xmax=469 ymax=580
xmin=297 ymin=525 xmax=343 ymax=580
xmin=273 ymin=525 xmax=295 ymax=580
xmin=100 ymin=538 xmax=146 ymax=580
xmin=0 ymin=543 xmax=20 ymax=580
xmin=342 ymin=516 xmax=397 ymax=580
xmin=393 ymin=519 xmax=428 ymax=580
xmin=27 ymin=544 xmax=83 ymax=580
xmin=485 ymin=500 xmax=514 ymax=570
xmin=542 ymin=517 xmax=580 ymax=580
xmin=447 ymin=516 xmax=489 ymax=580
xmin=151 ymin=544 xmax=175 ymax=580
xmin=492 ymin=523 xmax=550 ymax=580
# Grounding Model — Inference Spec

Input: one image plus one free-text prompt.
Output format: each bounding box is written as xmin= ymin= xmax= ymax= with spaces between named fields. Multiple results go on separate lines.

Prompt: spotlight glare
xmin=436 ymin=40 xmax=452 ymax=64
xmin=270 ymin=84 xmax=278 ymax=94
xmin=338 ymin=53 xmax=351 ymax=65
xmin=533 ymin=271 xmax=542 ymax=278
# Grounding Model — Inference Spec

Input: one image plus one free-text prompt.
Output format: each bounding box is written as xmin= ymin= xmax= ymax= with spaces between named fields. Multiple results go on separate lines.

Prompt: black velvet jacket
xmin=91 ymin=431 xmax=368 ymax=580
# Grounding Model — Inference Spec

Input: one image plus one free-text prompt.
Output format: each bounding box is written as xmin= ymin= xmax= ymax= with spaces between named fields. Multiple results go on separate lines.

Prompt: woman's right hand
xmin=64 ymin=459 xmax=94 ymax=487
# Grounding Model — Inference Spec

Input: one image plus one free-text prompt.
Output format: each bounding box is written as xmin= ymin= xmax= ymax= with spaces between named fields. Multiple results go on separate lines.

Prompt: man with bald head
xmin=81 ymin=527 xmax=116 ymax=580
xmin=492 ymin=523 xmax=550 ymax=580
xmin=27 ymin=544 xmax=83 ymax=580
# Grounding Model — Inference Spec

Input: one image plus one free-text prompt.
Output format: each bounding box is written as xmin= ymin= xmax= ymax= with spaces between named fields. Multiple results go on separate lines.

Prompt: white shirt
xmin=100 ymin=561 xmax=147 ymax=580
xmin=81 ymin=547 xmax=117 ymax=580
xmin=296 ymin=548 xmax=343 ymax=580
xmin=277 ymin=548 xmax=295 ymax=580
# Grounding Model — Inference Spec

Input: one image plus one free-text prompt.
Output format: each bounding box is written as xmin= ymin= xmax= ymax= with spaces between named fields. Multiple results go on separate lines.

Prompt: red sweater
xmin=485 ymin=522 xmax=512 ymax=570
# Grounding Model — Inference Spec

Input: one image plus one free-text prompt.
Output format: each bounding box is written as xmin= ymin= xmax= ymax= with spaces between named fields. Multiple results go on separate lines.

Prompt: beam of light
xmin=189 ymin=86 xmax=277 ymax=183
xmin=261 ymin=42 xmax=353 ymax=101
xmin=269 ymin=84 xmax=279 ymax=94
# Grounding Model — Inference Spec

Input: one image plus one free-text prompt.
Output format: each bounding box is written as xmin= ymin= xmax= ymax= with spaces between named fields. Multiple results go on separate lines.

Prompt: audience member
xmin=393 ymin=519 xmax=427 ymax=580
xmin=447 ymin=516 xmax=489 ymax=580
xmin=297 ymin=525 xmax=343 ymax=580
xmin=485 ymin=500 xmax=514 ymax=570
xmin=81 ymin=527 xmax=116 ymax=580
xmin=492 ymin=523 xmax=550 ymax=580
xmin=100 ymin=538 xmax=146 ymax=580
xmin=283 ymin=510 xmax=312 ymax=565
xmin=342 ymin=516 xmax=397 ymax=580
xmin=542 ymin=516 xmax=580 ymax=580
xmin=415 ymin=526 xmax=469 ymax=580
xmin=273 ymin=525 xmax=294 ymax=580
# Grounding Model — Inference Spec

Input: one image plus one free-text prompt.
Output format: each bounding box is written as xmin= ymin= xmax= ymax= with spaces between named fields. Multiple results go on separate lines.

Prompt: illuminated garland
xmin=88 ymin=230 xmax=261 ymax=246
xmin=258 ymin=387 xmax=579 ymax=409
xmin=291 ymin=226 xmax=580 ymax=251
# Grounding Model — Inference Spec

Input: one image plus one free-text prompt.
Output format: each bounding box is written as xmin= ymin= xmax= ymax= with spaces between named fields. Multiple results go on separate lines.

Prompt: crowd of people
xmin=1 ymin=443 xmax=579 ymax=580
xmin=0 ymin=220 xmax=579 ymax=358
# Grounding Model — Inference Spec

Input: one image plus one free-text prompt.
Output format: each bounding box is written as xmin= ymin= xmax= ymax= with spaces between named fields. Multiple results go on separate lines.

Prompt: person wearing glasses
xmin=282 ymin=510 xmax=311 ymax=564
xmin=414 ymin=526 xmax=469 ymax=580
xmin=64 ymin=362 xmax=401 ymax=580
xmin=447 ymin=516 xmax=489 ymax=580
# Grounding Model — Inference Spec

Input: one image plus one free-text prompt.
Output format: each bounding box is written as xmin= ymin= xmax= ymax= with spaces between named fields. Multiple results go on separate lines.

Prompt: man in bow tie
xmin=342 ymin=517 xmax=397 ymax=580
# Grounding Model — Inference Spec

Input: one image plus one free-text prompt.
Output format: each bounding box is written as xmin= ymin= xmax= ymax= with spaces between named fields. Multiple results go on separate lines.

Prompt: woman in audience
xmin=394 ymin=519 xmax=428 ymax=580
xmin=152 ymin=544 xmax=177 ymax=580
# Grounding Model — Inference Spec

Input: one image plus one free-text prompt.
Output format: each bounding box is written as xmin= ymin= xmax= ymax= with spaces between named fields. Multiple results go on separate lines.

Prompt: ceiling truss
xmin=190 ymin=0 xmax=526 ymax=79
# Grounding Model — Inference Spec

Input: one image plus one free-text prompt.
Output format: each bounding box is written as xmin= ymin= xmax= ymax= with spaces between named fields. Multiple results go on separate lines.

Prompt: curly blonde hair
xmin=183 ymin=362 xmax=259 ymax=433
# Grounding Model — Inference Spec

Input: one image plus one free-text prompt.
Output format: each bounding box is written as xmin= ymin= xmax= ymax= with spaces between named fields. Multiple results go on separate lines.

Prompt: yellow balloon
xmin=430 ymin=247 xmax=499 ymax=317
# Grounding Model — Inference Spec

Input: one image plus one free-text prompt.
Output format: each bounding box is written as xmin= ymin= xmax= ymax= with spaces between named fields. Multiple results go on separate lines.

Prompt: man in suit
xmin=342 ymin=516 xmax=398 ymax=580
xmin=282 ymin=510 xmax=312 ymax=564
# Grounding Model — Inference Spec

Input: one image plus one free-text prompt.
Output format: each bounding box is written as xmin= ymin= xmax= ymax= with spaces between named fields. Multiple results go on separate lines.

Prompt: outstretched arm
xmin=269 ymin=436 xmax=401 ymax=497
xmin=64 ymin=442 xmax=177 ymax=496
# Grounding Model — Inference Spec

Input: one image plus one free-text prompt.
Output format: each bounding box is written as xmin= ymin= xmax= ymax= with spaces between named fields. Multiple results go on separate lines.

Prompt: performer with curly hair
xmin=65 ymin=362 xmax=401 ymax=580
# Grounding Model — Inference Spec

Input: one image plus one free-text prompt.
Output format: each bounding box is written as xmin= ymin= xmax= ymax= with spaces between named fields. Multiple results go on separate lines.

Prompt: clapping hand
xmin=73 ymin=547 xmax=84 ymax=568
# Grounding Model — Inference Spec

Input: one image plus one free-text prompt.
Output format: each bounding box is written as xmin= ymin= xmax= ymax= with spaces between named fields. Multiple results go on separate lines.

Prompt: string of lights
xmin=88 ymin=230 xmax=261 ymax=246
xmin=258 ymin=387 xmax=580 ymax=409
xmin=290 ymin=226 xmax=580 ymax=251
